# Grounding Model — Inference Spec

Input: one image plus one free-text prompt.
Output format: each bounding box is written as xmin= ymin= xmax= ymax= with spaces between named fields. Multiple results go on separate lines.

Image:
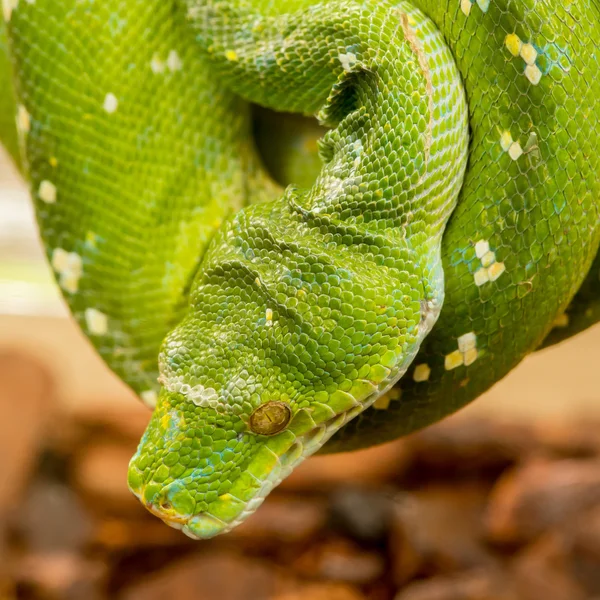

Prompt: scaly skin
xmin=0 ymin=17 xmax=19 ymax=167
xmin=2 ymin=0 xmax=600 ymax=538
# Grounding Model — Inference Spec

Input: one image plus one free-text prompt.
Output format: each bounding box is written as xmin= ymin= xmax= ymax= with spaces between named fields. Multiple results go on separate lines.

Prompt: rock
xmin=92 ymin=517 xmax=195 ymax=550
xmin=73 ymin=442 xmax=144 ymax=515
xmin=280 ymin=441 xmax=411 ymax=491
xmin=404 ymin=417 xmax=533 ymax=482
xmin=328 ymin=486 xmax=395 ymax=545
xmin=570 ymin=504 xmax=600 ymax=569
xmin=120 ymin=553 xmax=282 ymax=600
xmin=231 ymin=494 xmax=326 ymax=545
xmin=548 ymin=505 xmax=600 ymax=596
xmin=14 ymin=479 xmax=93 ymax=553
xmin=14 ymin=553 xmax=105 ymax=600
xmin=291 ymin=537 xmax=385 ymax=585
xmin=485 ymin=458 xmax=600 ymax=545
xmin=391 ymin=484 xmax=496 ymax=585
xmin=0 ymin=352 xmax=55 ymax=513
xmin=533 ymin=420 xmax=600 ymax=458
xmin=274 ymin=582 xmax=366 ymax=600
xmin=394 ymin=569 xmax=516 ymax=600
xmin=511 ymin=534 xmax=588 ymax=600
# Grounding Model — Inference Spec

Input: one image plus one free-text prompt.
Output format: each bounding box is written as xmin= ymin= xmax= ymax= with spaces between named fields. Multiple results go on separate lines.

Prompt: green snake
xmin=3 ymin=0 xmax=600 ymax=539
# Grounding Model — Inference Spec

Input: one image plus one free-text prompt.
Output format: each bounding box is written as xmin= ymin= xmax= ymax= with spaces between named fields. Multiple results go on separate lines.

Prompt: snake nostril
xmin=160 ymin=501 xmax=172 ymax=510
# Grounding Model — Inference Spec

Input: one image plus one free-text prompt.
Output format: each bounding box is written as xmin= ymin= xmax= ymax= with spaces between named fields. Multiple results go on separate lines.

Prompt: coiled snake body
xmin=2 ymin=0 xmax=600 ymax=538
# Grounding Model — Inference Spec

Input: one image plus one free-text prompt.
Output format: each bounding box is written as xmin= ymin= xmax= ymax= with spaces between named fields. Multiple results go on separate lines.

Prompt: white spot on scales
xmin=160 ymin=376 xmax=223 ymax=410
xmin=338 ymin=52 xmax=357 ymax=73
xmin=2 ymin=0 xmax=22 ymax=22
xmin=85 ymin=308 xmax=108 ymax=335
xmin=504 ymin=33 xmax=543 ymax=85
xmin=150 ymin=54 xmax=165 ymax=74
xmin=103 ymin=93 xmax=118 ymax=114
xmin=461 ymin=0 xmax=490 ymax=17
xmin=51 ymin=248 xmax=83 ymax=294
xmin=152 ymin=50 xmax=183 ymax=73
xmin=167 ymin=50 xmax=183 ymax=71
xmin=473 ymin=239 xmax=505 ymax=286
xmin=38 ymin=180 xmax=57 ymax=204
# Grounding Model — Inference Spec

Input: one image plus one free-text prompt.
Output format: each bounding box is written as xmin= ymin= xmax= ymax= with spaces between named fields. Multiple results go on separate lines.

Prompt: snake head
xmin=127 ymin=376 xmax=371 ymax=538
xmin=126 ymin=181 xmax=438 ymax=538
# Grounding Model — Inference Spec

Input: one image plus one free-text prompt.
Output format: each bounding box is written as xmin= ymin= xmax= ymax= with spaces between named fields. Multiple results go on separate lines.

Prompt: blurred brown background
xmin=2 ymin=147 xmax=600 ymax=599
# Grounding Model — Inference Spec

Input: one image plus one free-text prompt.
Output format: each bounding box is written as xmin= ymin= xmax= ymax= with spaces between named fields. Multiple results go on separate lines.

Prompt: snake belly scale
xmin=2 ymin=0 xmax=600 ymax=538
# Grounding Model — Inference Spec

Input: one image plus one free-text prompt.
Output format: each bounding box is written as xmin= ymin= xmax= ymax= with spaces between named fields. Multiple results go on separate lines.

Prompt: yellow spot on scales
xmin=373 ymin=386 xmax=401 ymax=410
xmin=500 ymin=131 xmax=513 ymax=152
xmin=413 ymin=363 xmax=431 ymax=382
xmin=373 ymin=394 xmax=391 ymax=410
xmin=445 ymin=350 xmax=464 ymax=370
xmin=552 ymin=313 xmax=569 ymax=328
xmin=487 ymin=261 xmax=506 ymax=281
xmin=16 ymin=104 xmax=30 ymax=134
xmin=265 ymin=308 xmax=273 ymax=326
xmin=445 ymin=332 xmax=479 ymax=370
xmin=85 ymin=231 xmax=97 ymax=248
xmin=225 ymin=49 xmax=238 ymax=61
xmin=505 ymin=34 xmax=522 ymax=57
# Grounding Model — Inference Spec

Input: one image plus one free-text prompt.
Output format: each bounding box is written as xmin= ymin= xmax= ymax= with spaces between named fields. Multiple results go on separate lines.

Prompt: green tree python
xmin=2 ymin=0 xmax=600 ymax=538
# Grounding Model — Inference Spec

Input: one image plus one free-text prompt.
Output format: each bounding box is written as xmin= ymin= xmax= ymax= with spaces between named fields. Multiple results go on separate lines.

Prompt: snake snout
xmin=142 ymin=481 xmax=198 ymax=527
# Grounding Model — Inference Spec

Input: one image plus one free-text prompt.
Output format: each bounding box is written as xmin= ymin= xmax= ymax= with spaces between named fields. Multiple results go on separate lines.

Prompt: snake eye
xmin=249 ymin=401 xmax=292 ymax=435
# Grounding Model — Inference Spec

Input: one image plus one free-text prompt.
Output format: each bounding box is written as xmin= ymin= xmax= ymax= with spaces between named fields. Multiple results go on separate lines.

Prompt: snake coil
xmin=3 ymin=0 xmax=600 ymax=538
